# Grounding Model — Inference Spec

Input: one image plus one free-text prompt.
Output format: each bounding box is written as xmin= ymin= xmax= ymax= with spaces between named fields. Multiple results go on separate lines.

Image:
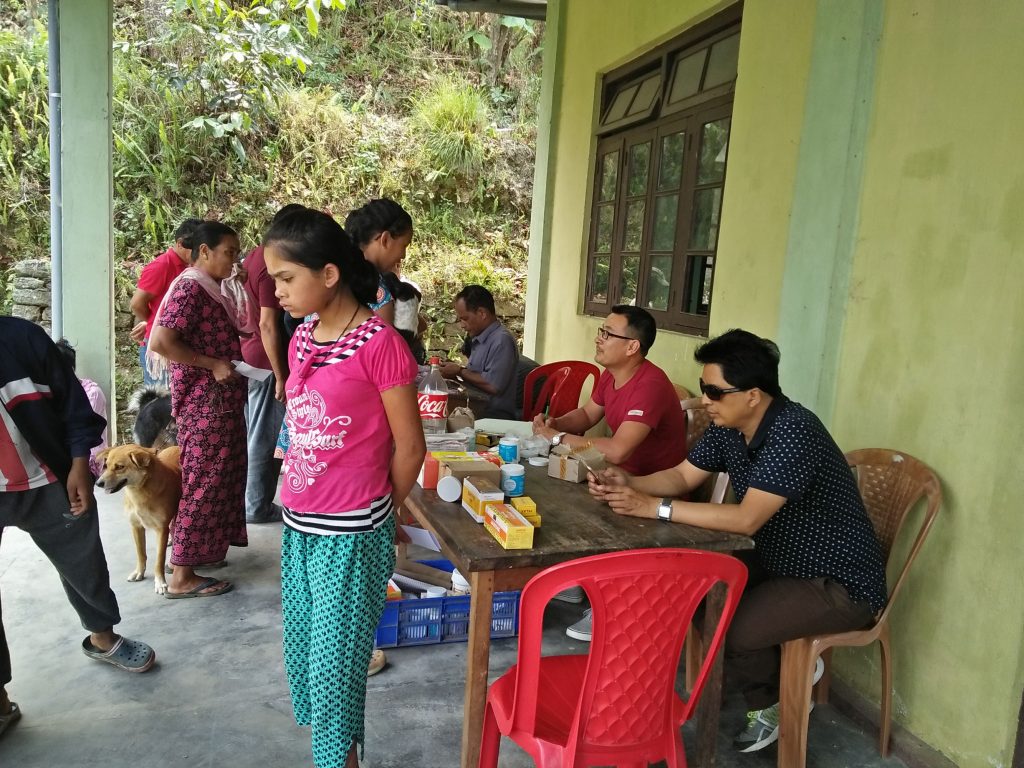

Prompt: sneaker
xmin=813 ymin=655 xmax=825 ymax=686
xmin=367 ymin=648 xmax=386 ymax=677
xmin=734 ymin=703 xmax=779 ymax=753
xmin=566 ymin=608 xmax=592 ymax=642
xmin=247 ymin=503 xmax=283 ymax=525
xmin=554 ymin=586 xmax=585 ymax=603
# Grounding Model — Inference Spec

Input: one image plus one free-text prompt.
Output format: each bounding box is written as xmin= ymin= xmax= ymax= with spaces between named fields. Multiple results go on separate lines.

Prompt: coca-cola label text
xmin=418 ymin=392 xmax=447 ymax=420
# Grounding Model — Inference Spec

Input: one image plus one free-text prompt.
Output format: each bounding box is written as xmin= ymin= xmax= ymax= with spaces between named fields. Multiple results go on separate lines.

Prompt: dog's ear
xmin=129 ymin=450 xmax=154 ymax=468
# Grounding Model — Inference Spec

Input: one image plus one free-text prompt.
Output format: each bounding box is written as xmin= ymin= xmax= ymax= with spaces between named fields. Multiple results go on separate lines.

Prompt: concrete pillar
xmin=57 ymin=0 xmax=115 ymax=427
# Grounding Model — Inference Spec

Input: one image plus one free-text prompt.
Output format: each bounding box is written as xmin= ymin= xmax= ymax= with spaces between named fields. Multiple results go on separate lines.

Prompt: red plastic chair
xmin=522 ymin=361 xmax=600 ymax=421
xmin=478 ymin=548 xmax=748 ymax=768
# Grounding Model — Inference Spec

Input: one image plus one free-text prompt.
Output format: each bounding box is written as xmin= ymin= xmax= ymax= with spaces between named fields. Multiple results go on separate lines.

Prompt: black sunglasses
xmin=699 ymin=378 xmax=745 ymax=401
xmin=597 ymin=327 xmax=636 ymax=342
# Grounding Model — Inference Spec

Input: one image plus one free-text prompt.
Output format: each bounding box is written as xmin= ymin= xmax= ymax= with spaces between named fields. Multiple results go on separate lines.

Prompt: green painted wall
xmin=534 ymin=0 xmax=816 ymax=391
xmin=58 ymin=0 xmax=116 ymax=422
xmin=825 ymin=3 xmax=1024 ymax=765
xmin=534 ymin=0 xmax=1024 ymax=764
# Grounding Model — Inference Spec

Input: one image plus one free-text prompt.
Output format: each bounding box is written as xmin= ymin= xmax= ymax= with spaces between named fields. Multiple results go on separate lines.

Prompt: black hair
xmin=264 ymin=208 xmax=379 ymax=308
xmin=455 ymin=284 xmax=496 ymax=315
xmin=344 ymin=198 xmax=413 ymax=248
xmin=56 ymin=338 xmax=76 ymax=370
xmin=173 ymin=217 xmax=203 ymax=242
xmin=181 ymin=221 xmax=238 ymax=264
xmin=611 ymin=304 xmax=656 ymax=355
xmin=381 ymin=271 xmax=421 ymax=303
xmin=694 ymin=329 xmax=783 ymax=398
xmin=271 ymin=203 xmax=306 ymax=227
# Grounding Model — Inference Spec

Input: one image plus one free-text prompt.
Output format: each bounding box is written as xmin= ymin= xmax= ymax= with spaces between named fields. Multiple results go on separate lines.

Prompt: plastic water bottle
xmin=418 ymin=357 xmax=449 ymax=434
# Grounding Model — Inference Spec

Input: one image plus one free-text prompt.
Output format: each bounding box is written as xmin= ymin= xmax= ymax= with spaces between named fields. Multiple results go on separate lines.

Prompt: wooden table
xmin=403 ymin=462 xmax=753 ymax=768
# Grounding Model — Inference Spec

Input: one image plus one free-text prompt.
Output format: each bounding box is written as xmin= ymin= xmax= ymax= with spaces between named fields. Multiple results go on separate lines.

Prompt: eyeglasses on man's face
xmin=597 ymin=326 xmax=636 ymax=342
xmin=699 ymin=378 xmax=746 ymax=401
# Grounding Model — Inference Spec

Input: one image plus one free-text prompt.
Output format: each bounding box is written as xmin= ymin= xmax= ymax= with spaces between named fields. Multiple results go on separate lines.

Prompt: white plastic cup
xmin=437 ymin=475 xmax=463 ymax=503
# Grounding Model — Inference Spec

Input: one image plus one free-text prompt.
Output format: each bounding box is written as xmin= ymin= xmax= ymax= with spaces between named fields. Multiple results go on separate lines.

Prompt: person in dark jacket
xmin=0 ymin=316 xmax=157 ymax=737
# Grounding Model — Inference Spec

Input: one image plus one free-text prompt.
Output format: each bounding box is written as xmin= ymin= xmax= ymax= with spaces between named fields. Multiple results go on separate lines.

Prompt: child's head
xmin=344 ymin=198 xmax=414 ymax=274
xmin=172 ymin=217 xmax=203 ymax=260
xmin=264 ymin=208 xmax=379 ymax=317
xmin=56 ymin=338 xmax=77 ymax=371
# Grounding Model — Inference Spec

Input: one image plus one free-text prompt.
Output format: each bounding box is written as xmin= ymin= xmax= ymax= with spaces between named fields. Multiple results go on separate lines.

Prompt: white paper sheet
xmin=231 ymin=361 xmax=273 ymax=381
xmin=401 ymin=525 xmax=442 ymax=552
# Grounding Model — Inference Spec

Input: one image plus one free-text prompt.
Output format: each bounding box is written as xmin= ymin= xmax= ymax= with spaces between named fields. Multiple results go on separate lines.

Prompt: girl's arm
xmin=380 ymin=383 xmax=426 ymax=507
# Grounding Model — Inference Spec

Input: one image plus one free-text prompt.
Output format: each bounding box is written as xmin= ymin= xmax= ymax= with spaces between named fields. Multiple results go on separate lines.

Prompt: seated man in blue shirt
xmin=588 ymin=329 xmax=886 ymax=754
xmin=441 ymin=285 xmax=519 ymax=419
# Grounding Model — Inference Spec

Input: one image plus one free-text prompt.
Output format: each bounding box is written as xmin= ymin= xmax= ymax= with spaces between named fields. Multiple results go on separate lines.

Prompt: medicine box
xmin=483 ymin=502 xmax=535 ymax=549
xmin=547 ymin=454 xmax=588 ymax=483
xmin=462 ymin=476 xmax=504 ymax=522
xmin=510 ymin=496 xmax=540 ymax=526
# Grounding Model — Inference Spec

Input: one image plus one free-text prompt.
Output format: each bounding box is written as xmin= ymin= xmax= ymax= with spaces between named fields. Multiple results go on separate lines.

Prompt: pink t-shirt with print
xmin=281 ymin=317 xmax=416 ymax=515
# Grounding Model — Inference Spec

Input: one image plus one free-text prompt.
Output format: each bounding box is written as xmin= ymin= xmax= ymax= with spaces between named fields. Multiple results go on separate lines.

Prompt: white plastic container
xmin=498 ymin=436 xmax=520 ymax=463
xmin=437 ymin=475 xmax=463 ymax=503
xmin=500 ymin=463 xmax=526 ymax=497
xmin=451 ymin=568 xmax=471 ymax=595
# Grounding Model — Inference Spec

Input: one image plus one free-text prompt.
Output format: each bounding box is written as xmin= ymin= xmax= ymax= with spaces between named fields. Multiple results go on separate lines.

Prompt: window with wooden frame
xmin=584 ymin=7 xmax=740 ymax=335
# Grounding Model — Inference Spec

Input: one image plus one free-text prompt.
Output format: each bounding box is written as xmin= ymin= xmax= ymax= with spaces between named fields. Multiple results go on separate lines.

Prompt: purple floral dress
xmin=158 ymin=278 xmax=248 ymax=565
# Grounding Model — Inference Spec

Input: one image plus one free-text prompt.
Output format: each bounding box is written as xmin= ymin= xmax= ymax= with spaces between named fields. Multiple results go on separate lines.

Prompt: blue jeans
xmin=138 ymin=341 xmax=169 ymax=388
xmin=244 ymin=373 xmax=286 ymax=522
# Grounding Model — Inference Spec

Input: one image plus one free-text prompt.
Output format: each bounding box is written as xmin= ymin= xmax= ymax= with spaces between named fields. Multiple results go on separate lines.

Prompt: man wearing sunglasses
xmin=589 ymin=329 xmax=886 ymax=754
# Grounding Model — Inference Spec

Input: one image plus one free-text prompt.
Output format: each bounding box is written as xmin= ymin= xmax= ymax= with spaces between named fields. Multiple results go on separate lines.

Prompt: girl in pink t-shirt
xmin=264 ymin=208 xmax=425 ymax=768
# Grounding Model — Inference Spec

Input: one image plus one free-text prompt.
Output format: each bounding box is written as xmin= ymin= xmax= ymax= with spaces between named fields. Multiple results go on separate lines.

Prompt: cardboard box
xmin=547 ymin=454 xmax=588 ymax=483
xmin=441 ymin=458 xmax=502 ymax=484
xmin=510 ymin=496 xmax=540 ymax=527
xmin=475 ymin=430 xmax=503 ymax=448
xmin=483 ymin=502 xmax=535 ymax=549
xmin=462 ymin=476 xmax=505 ymax=523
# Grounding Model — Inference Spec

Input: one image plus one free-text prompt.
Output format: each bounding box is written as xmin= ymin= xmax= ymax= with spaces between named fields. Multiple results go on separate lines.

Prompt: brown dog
xmin=95 ymin=444 xmax=182 ymax=594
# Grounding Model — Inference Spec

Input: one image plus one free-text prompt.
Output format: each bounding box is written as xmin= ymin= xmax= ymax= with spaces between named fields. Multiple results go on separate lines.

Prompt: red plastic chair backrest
xmin=522 ymin=360 xmax=600 ymax=421
xmin=511 ymin=549 xmax=747 ymax=756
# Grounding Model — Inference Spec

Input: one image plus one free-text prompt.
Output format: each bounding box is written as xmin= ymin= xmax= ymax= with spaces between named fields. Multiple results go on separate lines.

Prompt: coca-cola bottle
xmin=418 ymin=357 xmax=449 ymax=434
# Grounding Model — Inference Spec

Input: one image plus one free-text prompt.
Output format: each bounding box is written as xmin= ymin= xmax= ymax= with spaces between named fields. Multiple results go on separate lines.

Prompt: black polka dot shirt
xmin=688 ymin=396 xmax=888 ymax=613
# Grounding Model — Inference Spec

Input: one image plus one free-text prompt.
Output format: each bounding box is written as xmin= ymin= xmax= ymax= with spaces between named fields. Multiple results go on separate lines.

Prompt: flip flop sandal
xmin=81 ymin=636 xmax=156 ymax=673
xmin=0 ymin=702 xmax=21 ymax=738
xmin=164 ymin=577 xmax=234 ymax=599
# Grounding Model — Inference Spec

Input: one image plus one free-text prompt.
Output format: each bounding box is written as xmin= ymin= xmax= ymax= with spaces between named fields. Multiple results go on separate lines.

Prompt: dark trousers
xmin=726 ymin=552 xmax=874 ymax=709
xmin=0 ymin=483 xmax=121 ymax=687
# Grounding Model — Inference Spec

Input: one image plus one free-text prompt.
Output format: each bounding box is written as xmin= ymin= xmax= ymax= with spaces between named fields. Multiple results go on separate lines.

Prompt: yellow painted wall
xmin=535 ymin=0 xmax=816 ymax=391
xmin=828 ymin=3 xmax=1024 ymax=765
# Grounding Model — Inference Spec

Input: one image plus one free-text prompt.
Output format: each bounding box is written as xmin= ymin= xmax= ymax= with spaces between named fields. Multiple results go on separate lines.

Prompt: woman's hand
xmin=210 ymin=359 xmax=236 ymax=382
xmin=587 ymin=465 xmax=630 ymax=500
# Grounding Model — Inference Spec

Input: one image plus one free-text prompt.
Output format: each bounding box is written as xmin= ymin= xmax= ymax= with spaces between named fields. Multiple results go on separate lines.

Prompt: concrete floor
xmin=0 ymin=490 xmax=909 ymax=768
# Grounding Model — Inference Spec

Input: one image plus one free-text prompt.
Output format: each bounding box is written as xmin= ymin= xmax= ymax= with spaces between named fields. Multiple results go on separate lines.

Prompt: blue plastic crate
xmin=375 ymin=560 xmax=520 ymax=648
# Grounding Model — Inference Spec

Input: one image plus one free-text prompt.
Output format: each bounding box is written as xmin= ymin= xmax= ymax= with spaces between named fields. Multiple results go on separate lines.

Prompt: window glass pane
xmin=628 ymin=74 xmax=661 ymax=116
xmin=591 ymin=255 xmax=610 ymax=303
xmin=599 ymin=151 xmax=619 ymax=202
xmin=658 ymin=131 xmax=685 ymax=190
xmin=596 ymin=205 xmax=615 ymax=253
xmin=698 ymin=118 xmax=730 ymax=184
xmin=646 ymin=255 xmax=673 ymax=311
xmin=685 ymin=254 xmax=714 ymax=315
xmin=669 ymin=50 xmax=705 ymax=104
xmin=623 ymin=200 xmax=645 ymax=252
xmin=620 ymin=255 xmax=640 ymax=306
xmin=605 ymin=85 xmax=637 ymax=124
xmin=652 ymin=194 xmax=678 ymax=251
xmin=689 ymin=188 xmax=723 ymax=250
xmin=627 ymin=142 xmax=650 ymax=197
xmin=703 ymin=33 xmax=739 ymax=90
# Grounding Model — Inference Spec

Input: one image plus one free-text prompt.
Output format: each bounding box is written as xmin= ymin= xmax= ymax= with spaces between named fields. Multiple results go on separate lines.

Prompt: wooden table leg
xmin=461 ymin=570 xmax=495 ymax=768
xmin=695 ymin=582 xmax=726 ymax=767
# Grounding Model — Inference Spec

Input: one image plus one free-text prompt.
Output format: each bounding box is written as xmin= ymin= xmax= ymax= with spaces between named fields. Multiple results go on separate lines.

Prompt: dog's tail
xmin=126 ymin=386 xmax=171 ymax=413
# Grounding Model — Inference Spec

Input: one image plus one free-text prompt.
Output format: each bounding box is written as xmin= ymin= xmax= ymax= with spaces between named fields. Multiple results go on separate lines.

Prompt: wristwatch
xmin=657 ymin=497 xmax=673 ymax=522
xmin=550 ymin=431 xmax=567 ymax=447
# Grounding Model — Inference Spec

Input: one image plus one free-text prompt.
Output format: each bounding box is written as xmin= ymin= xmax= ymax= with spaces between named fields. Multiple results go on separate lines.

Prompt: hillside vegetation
xmin=1 ymin=0 xmax=542 ymax=371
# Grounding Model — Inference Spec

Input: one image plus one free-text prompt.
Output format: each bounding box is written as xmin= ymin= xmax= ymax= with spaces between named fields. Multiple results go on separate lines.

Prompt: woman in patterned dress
xmin=263 ymin=208 xmax=424 ymax=768
xmin=149 ymin=221 xmax=255 ymax=598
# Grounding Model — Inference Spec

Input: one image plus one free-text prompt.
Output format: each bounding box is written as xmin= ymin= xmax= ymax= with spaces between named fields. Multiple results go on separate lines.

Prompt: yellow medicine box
xmin=462 ymin=476 xmax=504 ymax=523
xmin=510 ymin=496 xmax=540 ymax=526
xmin=483 ymin=502 xmax=535 ymax=549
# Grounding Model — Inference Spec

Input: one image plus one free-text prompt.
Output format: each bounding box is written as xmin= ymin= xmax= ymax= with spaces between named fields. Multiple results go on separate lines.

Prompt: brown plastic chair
xmin=777 ymin=449 xmax=942 ymax=768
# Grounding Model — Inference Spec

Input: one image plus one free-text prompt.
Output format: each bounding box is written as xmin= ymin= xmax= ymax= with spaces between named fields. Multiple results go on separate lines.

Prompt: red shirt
xmin=240 ymin=246 xmax=282 ymax=370
xmin=592 ymin=359 xmax=688 ymax=476
xmin=137 ymin=248 xmax=188 ymax=341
